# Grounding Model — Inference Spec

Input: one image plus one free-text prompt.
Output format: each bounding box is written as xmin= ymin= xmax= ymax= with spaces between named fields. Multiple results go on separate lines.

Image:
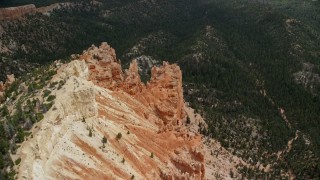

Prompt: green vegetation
xmin=0 ymin=0 xmax=319 ymax=178
xmin=102 ymin=136 xmax=107 ymax=144
xmin=0 ymin=63 xmax=57 ymax=178
xmin=0 ymin=0 xmax=74 ymax=8
xmin=43 ymin=90 xmax=51 ymax=98
xmin=14 ymin=158 xmax=21 ymax=166
xmin=88 ymin=129 xmax=92 ymax=137
xmin=116 ymin=133 xmax=122 ymax=140
xmin=46 ymin=95 xmax=56 ymax=102
xmin=186 ymin=116 xmax=190 ymax=124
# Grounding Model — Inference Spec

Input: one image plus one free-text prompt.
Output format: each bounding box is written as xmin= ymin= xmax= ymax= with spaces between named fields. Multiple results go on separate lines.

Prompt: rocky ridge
xmin=0 ymin=3 xmax=68 ymax=20
xmin=8 ymin=42 xmax=243 ymax=179
xmin=16 ymin=43 xmax=206 ymax=179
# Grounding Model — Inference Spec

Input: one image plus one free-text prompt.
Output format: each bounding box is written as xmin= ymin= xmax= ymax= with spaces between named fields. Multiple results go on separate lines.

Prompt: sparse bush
xmin=46 ymin=95 xmax=56 ymax=102
xmin=15 ymin=158 xmax=21 ymax=165
xmin=1 ymin=106 xmax=9 ymax=117
xmin=102 ymin=136 xmax=107 ymax=144
xmin=89 ymin=129 xmax=92 ymax=137
xmin=49 ymin=81 xmax=58 ymax=88
xmin=116 ymin=133 xmax=122 ymax=140
xmin=43 ymin=90 xmax=51 ymax=97
xmin=58 ymin=80 xmax=66 ymax=90
xmin=186 ymin=116 xmax=191 ymax=124
xmin=36 ymin=113 xmax=44 ymax=121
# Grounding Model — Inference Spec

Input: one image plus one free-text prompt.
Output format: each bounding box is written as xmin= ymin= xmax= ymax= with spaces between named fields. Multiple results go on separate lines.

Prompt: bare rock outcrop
xmin=17 ymin=43 xmax=207 ymax=180
xmin=82 ymin=43 xmax=185 ymax=128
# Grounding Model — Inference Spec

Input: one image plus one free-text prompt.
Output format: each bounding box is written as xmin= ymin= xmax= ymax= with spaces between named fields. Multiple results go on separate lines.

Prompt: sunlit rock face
xmin=17 ymin=43 xmax=206 ymax=180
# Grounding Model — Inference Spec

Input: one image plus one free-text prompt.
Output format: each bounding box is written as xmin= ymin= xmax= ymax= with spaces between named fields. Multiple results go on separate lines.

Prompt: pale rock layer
xmin=0 ymin=3 xmax=69 ymax=20
xmin=17 ymin=43 xmax=206 ymax=179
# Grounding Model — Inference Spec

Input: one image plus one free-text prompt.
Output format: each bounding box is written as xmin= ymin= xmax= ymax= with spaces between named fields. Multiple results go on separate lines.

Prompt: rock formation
xmin=0 ymin=4 xmax=36 ymax=20
xmin=16 ymin=43 xmax=206 ymax=179
xmin=10 ymin=42 xmax=247 ymax=179
xmin=0 ymin=3 xmax=68 ymax=20
xmin=82 ymin=43 xmax=185 ymax=129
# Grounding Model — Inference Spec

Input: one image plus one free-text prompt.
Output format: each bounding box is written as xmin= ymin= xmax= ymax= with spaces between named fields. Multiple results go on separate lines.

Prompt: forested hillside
xmin=0 ymin=0 xmax=319 ymax=179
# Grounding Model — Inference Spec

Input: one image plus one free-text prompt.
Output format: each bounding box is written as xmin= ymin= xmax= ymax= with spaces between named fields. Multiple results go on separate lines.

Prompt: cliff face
xmin=16 ymin=43 xmax=206 ymax=179
xmin=82 ymin=43 xmax=185 ymax=128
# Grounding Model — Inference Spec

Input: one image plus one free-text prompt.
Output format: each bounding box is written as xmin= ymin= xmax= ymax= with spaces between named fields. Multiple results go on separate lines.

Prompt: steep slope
xmin=0 ymin=0 xmax=319 ymax=178
xmin=15 ymin=43 xmax=207 ymax=179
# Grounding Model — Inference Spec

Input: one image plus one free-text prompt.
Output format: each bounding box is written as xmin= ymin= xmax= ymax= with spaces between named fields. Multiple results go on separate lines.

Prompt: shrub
xmin=102 ymin=136 xmax=107 ymax=144
xmin=15 ymin=158 xmax=21 ymax=165
xmin=89 ymin=129 xmax=92 ymax=137
xmin=16 ymin=129 xmax=25 ymax=143
xmin=116 ymin=133 xmax=122 ymax=140
xmin=49 ymin=81 xmax=58 ymax=88
xmin=186 ymin=116 xmax=191 ymax=124
xmin=46 ymin=95 xmax=56 ymax=102
xmin=43 ymin=90 xmax=51 ymax=97
xmin=1 ymin=106 xmax=9 ymax=117
xmin=36 ymin=113 xmax=44 ymax=121
xmin=57 ymin=80 xmax=66 ymax=90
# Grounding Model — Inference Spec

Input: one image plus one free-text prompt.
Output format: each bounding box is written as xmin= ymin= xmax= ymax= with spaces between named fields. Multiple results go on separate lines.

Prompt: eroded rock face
xmin=143 ymin=61 xmax=185 ymax=127
xmin=17 ymin=43 xmax=206 ymax=180
xmin=82 ymin=42 xmax=185 ymax=128
xmin=82 ymin=43 xmax=124 ymax=90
